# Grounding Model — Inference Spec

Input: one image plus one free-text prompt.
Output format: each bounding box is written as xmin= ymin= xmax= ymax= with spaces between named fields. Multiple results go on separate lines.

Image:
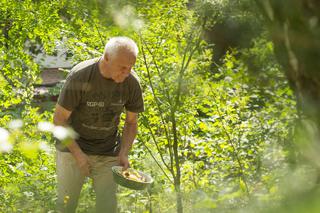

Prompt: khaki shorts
xmin=56 ymin=150 xmax=119 ymax=213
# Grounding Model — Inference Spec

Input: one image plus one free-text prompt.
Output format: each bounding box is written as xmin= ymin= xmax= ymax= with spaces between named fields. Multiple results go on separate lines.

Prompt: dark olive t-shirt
xmin=56 ymin=58 xmax=144 ymax=155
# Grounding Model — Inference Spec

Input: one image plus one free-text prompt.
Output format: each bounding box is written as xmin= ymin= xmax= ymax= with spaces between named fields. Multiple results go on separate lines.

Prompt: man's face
xmin=105 ymin=50 xmax=136 ymax=83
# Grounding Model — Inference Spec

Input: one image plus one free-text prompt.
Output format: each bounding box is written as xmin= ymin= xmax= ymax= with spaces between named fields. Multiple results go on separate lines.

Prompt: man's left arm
xmin=118 ymin=111 xmax=139 ymax=170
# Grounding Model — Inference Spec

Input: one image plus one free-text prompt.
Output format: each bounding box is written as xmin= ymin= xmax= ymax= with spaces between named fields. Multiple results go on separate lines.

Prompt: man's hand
xmin=74 ymin=152 xmax=91 ymax=176
xmin=118 ymin=154 xmax=130 ymax=170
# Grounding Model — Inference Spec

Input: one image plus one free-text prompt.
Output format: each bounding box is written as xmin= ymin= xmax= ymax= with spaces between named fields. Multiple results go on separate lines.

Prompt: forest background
xmin=1 ymin=0 xmax=320 ymax=212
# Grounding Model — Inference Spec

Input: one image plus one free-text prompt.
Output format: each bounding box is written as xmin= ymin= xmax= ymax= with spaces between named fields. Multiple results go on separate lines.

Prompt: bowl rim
xmin=112 ymin=166 xmax=154 ymax=184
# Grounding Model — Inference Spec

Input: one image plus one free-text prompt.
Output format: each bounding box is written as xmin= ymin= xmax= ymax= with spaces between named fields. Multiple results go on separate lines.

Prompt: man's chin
xmin=114 ymin=79 xmax=121 ymax=83
xmin=114 ymin=78 xmax=126 ymax=83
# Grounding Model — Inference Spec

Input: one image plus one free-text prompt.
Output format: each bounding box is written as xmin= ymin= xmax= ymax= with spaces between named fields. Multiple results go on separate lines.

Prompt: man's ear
xmin=104 ymin=54 xmax=109 ymax=63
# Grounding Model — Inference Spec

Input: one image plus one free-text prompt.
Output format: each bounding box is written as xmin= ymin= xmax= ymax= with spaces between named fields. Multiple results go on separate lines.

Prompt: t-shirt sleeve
xmin=125 ymin=79 xmax=144 ymax=113
xmin=57 ymin=75 xmax=82 ymax=111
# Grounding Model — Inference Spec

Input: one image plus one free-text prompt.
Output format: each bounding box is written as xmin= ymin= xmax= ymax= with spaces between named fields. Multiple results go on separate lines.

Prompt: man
xmin=53 ymin=36 xmax=144 ymax=213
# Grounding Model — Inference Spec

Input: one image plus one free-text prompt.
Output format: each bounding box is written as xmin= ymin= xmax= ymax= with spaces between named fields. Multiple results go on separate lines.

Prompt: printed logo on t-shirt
xmin=86 ymin=101 xmax=105 ymax=107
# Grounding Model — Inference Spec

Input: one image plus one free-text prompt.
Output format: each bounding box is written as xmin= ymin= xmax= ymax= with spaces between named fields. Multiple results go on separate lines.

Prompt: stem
xmin=140 ymin=38 xmax=175 ymax=172
xmin=210 ymin=88 xmax=251 ymax=197
xmin=141 ymin=114 xmax=174 ymax=181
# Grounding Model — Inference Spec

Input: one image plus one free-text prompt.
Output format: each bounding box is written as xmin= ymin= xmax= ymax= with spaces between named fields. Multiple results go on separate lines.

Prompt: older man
xmin=53 ymin=36 xmax=144 ymax=212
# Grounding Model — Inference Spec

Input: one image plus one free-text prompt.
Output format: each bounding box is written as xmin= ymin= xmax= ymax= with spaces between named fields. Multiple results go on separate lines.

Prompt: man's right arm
xmin=53 ymin=104 xmax=91 ymax=176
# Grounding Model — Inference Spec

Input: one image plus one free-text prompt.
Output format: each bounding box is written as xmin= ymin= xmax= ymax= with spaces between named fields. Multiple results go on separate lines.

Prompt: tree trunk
xmin=254 ymin=0 xmax=320 ymax=118
xmin=174 ymin=179 xmax=183 ymax=213
xmin=172 ymin=110 xmax=183 ymax=213
xmin=254 ymin=0 xmax=320 ymax=165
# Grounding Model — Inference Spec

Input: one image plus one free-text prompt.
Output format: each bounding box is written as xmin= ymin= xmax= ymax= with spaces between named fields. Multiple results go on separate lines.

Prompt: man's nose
xmin=122 ymin=70 xmax=130 ymax=77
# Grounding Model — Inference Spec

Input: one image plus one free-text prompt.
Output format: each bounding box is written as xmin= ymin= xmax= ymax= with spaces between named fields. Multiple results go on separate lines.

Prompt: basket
xmin=112 ymin=166 xmax=153 ymax=190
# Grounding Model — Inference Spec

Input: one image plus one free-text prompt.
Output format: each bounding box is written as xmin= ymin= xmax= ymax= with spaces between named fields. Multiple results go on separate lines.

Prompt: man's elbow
xmin=53 ymin=104 xmax=72 ymax=126
xmin=53 ymin=116 xmax=61 ymax=126
xmin=53 ymin=113 xmax=67 ymax=126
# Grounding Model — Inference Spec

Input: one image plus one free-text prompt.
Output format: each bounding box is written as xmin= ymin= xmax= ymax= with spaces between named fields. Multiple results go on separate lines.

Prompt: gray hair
xmin=103 ymin=36 xmax=138 ymax=59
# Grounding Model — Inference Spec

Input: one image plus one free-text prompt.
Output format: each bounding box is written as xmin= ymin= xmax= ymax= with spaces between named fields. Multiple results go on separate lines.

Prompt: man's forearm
xmin=53 ymin=105 xmax=90 ymax=175
xmin=119 ymin=122 xmax=138 ymax=156
xmin=67 ymin=139 xmax=85 ymax=157
xmin=53 ymin=117 xmax=83 ymax=156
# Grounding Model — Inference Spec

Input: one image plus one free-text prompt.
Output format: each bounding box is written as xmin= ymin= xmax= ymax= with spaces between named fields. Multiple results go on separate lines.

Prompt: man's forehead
xmin=115 ymin=51 xmax=136 ymax=63
xmin=115 ymin=48 xmax=136 ymax=57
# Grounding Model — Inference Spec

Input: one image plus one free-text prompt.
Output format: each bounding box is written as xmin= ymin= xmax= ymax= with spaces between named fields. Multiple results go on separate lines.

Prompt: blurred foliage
xmin=254 ymin=0 xmax=320 ymax=132
xmin=190 ymin=0 xmax=266 ymax=65
xmin=0 ymin=0 xmax=311 ymax=213
xmin=253 ymin=1 xmax=320 ymax=212
xmin=0 ymin=107 xmax=56 ymax=212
